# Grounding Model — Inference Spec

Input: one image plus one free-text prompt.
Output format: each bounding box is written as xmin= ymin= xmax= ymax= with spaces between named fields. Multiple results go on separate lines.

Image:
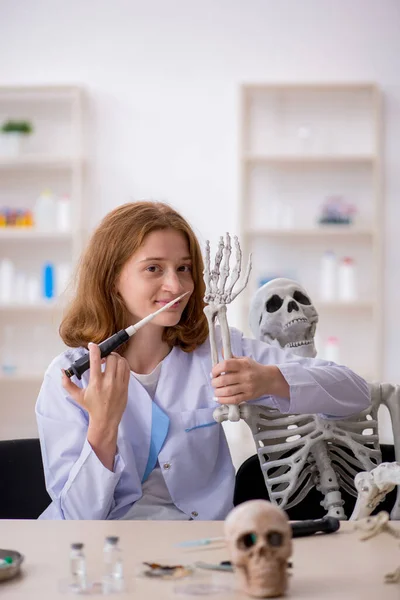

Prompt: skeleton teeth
xmin=283 ymin=318 xmax=308 ymax=330
xmin=287 ymin=340 xmax=312 ymax=348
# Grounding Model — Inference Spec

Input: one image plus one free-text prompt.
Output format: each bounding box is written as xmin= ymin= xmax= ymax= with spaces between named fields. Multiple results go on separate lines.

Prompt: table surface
xmin=0 ymin=520 xmax=399 ymax=599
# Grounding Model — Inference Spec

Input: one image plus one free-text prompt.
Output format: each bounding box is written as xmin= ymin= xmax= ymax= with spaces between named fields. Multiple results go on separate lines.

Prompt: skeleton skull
xmin=249 ymin=278 xmax=318 ymax=357
xmin=224 ymin=500 xmax=292 ymax=598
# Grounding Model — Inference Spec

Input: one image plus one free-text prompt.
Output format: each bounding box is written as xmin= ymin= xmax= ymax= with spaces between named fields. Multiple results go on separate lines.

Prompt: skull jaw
xmin=236 ymin=561 xmax=289 ymax=598
xmin=284 ymin=339 xmax=317 ymax=358
xmin=262 ymin=321 xmax=317 ymax=359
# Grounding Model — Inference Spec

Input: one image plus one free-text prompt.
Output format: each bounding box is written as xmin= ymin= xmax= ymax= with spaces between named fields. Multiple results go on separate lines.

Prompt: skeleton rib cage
xmin=244 ymin=403 xmax=383 ymax=515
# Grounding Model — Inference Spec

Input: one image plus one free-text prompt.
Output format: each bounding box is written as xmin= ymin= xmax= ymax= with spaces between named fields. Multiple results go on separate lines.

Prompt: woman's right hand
xmin=62 ymin=342 xmax=130 ymax=430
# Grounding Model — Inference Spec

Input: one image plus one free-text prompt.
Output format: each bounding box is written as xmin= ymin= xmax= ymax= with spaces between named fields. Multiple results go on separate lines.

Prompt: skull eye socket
xmin=266 ymin=295 xmax=284 ymax=313
xmin=237 ymin=532 xmax=257 ymax=550
xmin=266 ymin=531 xmax=283 ymax=547
xmin=292 ymin=291 xmax=311 ymax=305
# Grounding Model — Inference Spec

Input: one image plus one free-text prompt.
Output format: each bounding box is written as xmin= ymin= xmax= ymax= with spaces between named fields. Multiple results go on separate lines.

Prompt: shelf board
xmin=0 ymin=155 xmax=83 ymax=169
xmin=243 ymin=83 xmax=378 ymax=93
xmin=0 ymin=229 xmax=73 ymax=241
xmin=0 ymin=373 xmax=44 ymax=383
xmin=0 ymin=302 xmax=63 ymax=311
xmin=244 ymin=154 xmax=376 ymax=165
xmin=0 ymin=85 xmax=81 ymax=101
xmin=245 ymin=227 xmax=376 ymax=238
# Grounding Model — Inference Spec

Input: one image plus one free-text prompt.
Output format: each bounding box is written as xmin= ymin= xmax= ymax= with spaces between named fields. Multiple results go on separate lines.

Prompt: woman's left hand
xmin=211 ymin=357 xmax=289 ymax=404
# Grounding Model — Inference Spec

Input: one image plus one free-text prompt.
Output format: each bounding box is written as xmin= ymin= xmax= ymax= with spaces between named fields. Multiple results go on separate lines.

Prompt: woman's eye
xmin=146 ymin=265 xmax=160 ymax=273
xmin=178 ymin=265 xmax=192 ymax=272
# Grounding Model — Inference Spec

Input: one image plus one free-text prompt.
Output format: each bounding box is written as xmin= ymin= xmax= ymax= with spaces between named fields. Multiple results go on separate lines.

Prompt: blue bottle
xmin=43 ymin=262 xmax=54 ymax=300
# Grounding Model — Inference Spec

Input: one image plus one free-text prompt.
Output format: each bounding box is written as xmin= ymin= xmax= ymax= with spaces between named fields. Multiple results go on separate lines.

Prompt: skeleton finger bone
xmin=385 ymin=567 xmax=400 ymax=584
xmin=354 ymin=511 xmax=400 ymax=540
xmin=213 ymin=404 xmax=249 ymax=423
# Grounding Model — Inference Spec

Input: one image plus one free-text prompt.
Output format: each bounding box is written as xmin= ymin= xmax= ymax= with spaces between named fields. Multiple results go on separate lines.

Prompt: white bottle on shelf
xmin=324 ymin=336 xmax=340 ymax=363
xmin=281 ymin=205 xmax=294 ymax=229
xmin=56 ymin=263 xmax=72 ymax=297
xmin=0 ymin=258 xmax=14 ymax=304
xmin=26 ymin=275 xmax=40 ymax=304
xmin=56 ymin=194 xmax=72 ymax=232
xmin=14 ymin=271 xmax=27 ymax=304
xmin=320 ymin=250 xmax=336 ymax=301
xmin=33 ymin=189 xmax=56 ymax=231
xmin=338 ymin=257 xmax=357 ymax=302
xmin=268 ymin=201 xmax=281 ymax=229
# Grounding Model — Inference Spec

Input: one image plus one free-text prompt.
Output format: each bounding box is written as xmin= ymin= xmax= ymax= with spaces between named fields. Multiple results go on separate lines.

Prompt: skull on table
xmin=224 ymin=499 xmax=292 ymax=598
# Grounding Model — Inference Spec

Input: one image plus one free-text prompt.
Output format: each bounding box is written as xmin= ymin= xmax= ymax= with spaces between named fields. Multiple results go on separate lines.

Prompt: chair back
xmin=0 ymin=438 xmax=51 ymax=519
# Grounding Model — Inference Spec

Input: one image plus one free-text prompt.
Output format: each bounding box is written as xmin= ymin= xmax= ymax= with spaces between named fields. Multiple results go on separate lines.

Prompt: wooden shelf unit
xmin=239 ymin=83 xmax=383 ymax=381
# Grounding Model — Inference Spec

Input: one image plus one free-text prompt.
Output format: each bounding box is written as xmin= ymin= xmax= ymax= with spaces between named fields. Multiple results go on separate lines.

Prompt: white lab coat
xmin=35 ymin=327 xmax=370 ymax=520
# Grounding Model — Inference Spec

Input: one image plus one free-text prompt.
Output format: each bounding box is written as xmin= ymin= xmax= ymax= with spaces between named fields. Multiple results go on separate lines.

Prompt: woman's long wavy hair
xmin=60 ymin=202 xmax=209 ymax=353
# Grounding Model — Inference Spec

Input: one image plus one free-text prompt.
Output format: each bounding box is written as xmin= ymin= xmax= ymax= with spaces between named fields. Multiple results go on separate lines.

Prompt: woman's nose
xmin=162 ymin=271 xmax=183 ymax=293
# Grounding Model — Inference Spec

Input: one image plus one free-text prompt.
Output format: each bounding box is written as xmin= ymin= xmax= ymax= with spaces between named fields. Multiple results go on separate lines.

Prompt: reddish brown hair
xmin=60 ymin=201 xmax=208 ymax=352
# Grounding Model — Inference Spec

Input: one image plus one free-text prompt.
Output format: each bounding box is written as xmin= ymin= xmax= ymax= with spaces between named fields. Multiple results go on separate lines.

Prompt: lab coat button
xmin=191 ymin=511 xmax=198 ymax=517
xmin=163 ymin=462 xmax=171 ymax=470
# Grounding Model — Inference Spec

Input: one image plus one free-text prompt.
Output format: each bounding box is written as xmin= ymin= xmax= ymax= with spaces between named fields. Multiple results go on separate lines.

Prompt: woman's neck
xmin=123 ymin=326 xmax=171 ymax=374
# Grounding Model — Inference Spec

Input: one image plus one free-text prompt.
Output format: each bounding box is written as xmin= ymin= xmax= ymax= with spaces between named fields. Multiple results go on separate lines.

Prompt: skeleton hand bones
xmin=354 ymin=511 xmax=400 ymax=584
xmin=203 ymin=233 xmax=251 ymax=422
xmin=350 ymin=462 xmax=400 ymax=521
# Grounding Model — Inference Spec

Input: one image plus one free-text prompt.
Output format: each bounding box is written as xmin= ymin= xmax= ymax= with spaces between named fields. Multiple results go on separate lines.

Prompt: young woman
xmin=36 ymin=201 xmax=370 ymax=520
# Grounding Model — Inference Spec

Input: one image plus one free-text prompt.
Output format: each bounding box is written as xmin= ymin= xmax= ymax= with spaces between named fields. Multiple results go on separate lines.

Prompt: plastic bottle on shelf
xmin=324 ymin=336 xmax=340 ymax=363
xmin=42 ymin=262 xmax=55 ymax=300
xmin=33 ymin=189 xmax=56 ymax=231
xmin=281 ymin=205 xmax=294 ymax=229
xmin=55 ymin=263 xmax=72 ymax=297
xmin=14 ymin=271 xmax=27 ymax=304
xmin=338 ymin=257 xmax=357 ymax=302
xmin=320 ymin=250 xmax=336 ymax=301
xmin=268 ymin=200 xmax=281 ymax=229
xmin=56 ymin=194 xmax=71 ymax=232
xmin=0 ymin=258 xmax=14 ymax=304
xmin=26 ymin=275 xmax=40 ymax=304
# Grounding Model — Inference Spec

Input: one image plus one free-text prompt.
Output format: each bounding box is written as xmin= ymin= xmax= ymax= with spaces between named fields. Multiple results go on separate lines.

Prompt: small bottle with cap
xmin=102 ymin=536 xmax=124 ymax=593
xmin=324 ymin=336 xmax=340 ymax=363
xmin=69 ymin=542 xmax=87 ymax=593
xmin=338 ymin=256 xmax=357 ymax=302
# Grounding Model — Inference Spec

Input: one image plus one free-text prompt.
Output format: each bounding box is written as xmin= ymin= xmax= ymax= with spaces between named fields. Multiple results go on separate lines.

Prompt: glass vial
xmin=69 ymin=542 xmax=87 ymax=593
xmin=103 ymin=536 xmax=124 ymax=594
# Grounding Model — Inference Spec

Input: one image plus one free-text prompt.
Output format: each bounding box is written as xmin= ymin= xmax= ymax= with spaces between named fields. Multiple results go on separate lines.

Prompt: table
xmin=0 ymin=520 xmax=399 ymax=598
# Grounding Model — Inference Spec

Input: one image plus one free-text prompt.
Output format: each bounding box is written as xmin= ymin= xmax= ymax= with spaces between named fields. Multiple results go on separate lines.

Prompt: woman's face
xmin=117 ymin=228 xmax=194 ymax=327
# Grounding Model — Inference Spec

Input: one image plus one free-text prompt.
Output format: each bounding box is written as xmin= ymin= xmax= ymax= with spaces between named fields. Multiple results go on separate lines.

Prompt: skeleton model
xmin=224 ymin=499 xmax=292 ymax=598
xmin=354 ymin=511 xmax=400 ymax=583
xmin=201 ymin=242 xmax=400 ymax=520
xmin=203 ymin=233 xmax=251 ymax=423
xmin=245 ymin=277 xmax=400 ymax=520
xmin=351 ymin=462 xmax=400 ymax=521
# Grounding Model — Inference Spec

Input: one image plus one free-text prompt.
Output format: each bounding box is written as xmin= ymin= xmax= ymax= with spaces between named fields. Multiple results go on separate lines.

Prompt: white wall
xmin=0 ymin=0 xmax=399 ymax=450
